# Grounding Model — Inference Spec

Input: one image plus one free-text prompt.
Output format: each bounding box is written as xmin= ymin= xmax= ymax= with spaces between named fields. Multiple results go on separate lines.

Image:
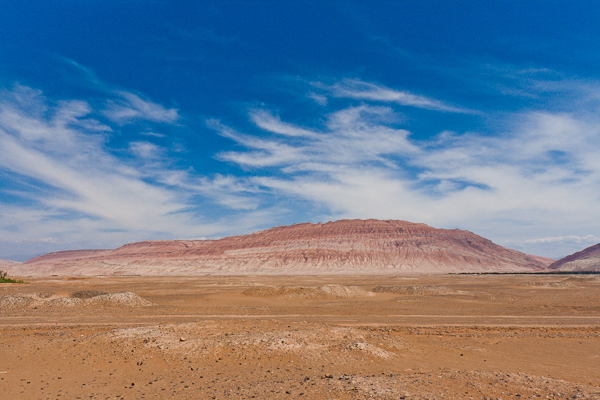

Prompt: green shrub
xmin=0 ymin=269 xmax=23 ymax=283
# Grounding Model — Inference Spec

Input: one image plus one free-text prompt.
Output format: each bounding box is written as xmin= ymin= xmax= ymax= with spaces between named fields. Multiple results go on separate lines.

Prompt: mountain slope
xmin=16 ymin=219 xmax=551 ymax=276
xmin=548 ymin=242 xmax=600 ymax=272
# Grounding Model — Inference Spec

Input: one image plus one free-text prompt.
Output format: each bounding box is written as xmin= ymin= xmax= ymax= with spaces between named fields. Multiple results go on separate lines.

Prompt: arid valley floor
xmin=1 ymin=274 xmax=600 ymax=399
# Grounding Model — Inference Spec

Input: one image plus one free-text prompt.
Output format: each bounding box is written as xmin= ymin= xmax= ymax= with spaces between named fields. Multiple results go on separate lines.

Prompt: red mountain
xmin=10 ymin=219 xmax=551 ymax=276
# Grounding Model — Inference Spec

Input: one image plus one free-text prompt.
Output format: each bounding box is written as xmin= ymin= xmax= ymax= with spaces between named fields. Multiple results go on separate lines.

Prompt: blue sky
xmin=1 ymin=1 xmax=599 ymax=261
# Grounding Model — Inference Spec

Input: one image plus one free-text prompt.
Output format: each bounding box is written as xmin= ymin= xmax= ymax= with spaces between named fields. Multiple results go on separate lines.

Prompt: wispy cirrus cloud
xmin=0 ymin=84 xmax=270 ymax=260
xmin=56 ymin=57 xmax=180 ymax=125
xmin=0 ymin=85 xmax=183 ymax=227
xmin=249 ymin=109 xmax=318 ymax=138
xmin=102 ymin=91 xmax=179 ymax=124
xmin=213 ymin=105 xmax=419 ymax=170
xmin=311 ymin=78 xmax=474 ymax=113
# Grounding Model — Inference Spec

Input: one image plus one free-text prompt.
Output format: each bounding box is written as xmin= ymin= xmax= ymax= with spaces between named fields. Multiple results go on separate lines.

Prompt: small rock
xmin=180 ymin=337 xmax=186 ymax=342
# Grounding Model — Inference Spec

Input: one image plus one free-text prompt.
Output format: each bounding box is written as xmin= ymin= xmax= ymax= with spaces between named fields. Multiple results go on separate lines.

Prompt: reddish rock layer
xmin=14 ymin=219 xmax=551 ymax=276
xmin=25 ymin=249 xmax=110 ymax=264
xmin=548 ymin=242 xmax=600 ymax=272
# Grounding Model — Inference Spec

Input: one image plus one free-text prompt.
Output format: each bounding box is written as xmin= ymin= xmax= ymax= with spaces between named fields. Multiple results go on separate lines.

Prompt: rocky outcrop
xmin=12 ymin=219 xmax=551 ymax=276
xmin=547 ymin=242 xmax=600 ymax=272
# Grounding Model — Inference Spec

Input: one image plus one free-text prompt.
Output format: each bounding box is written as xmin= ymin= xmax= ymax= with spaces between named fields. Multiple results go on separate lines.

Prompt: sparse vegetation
xmin=0 ymin=269 xmax=24 ymax=283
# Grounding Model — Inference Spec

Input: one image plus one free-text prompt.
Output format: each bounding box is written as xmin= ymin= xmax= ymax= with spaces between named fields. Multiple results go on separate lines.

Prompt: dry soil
xmin=1 ymin=274 xmax=600 ymax=399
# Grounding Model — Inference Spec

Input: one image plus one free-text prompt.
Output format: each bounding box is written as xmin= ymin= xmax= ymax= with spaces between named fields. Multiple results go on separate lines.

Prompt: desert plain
xmin=1 ymin=274 xmax=600 ymax=399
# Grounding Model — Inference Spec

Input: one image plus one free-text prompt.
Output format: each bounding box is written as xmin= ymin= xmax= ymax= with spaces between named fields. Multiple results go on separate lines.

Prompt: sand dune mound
xmin=0 ymin=292 xmax=75 ymax=309
xmin=372 ymin=285 xmax=457 ymax=295
xmin=0 ymin=293 xmax=37 ymax=309
xmin=40 ymin=297 xmax=85 ymax=308
xmin=0 ymin=291 xmax=152 ymax=310
xmin=242 ymin=284 xmax=369 ymax=299
xmin=86 ymin=291 xmax=153 ymax=307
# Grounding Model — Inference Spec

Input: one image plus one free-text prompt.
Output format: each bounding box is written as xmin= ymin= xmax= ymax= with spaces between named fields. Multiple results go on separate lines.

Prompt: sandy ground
xmin=1 ymin=274 xmax=600 ymax=399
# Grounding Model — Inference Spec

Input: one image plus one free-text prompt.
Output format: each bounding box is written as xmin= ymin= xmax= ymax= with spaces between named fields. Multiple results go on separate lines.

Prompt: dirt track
xmin=1 ymin=274 xmax=600 ymax=399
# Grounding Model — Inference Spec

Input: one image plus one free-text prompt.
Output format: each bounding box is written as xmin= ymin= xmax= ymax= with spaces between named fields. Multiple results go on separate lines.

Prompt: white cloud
xmin=0 ymin=93 xmax=182 ymax=228
xmin=249 ymin=110 xmax=318 ymax=138
xmin=213 ymin=105 xmax=418 ymax=171
xmin=140 ymin=131 xmax=166 ymax=138
xmin=157 ymin=170 xmax=261 ymax=211
xmin=313 ymin=78 xmax=473 ymax=113
xmin=129 ymin=141 xmax=162 ymax=159
xmin=103 ymin=91 xmax=179 ymax=124
xmin=307 ymin=92 xmax=328 ymax=106
xmin=0 ymin=84 xmax=270 ymax=260
xmin=522 ymin=235 xmax=600 ymax=245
